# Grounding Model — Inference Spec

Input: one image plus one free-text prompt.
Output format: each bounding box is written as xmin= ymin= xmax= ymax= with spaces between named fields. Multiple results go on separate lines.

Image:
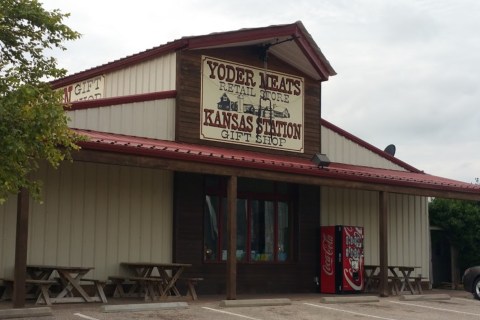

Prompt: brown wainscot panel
xmin=173 ymin=172 xmax=320 ymax=295
xmin=176 ymin=47 xmax=322 ymax=160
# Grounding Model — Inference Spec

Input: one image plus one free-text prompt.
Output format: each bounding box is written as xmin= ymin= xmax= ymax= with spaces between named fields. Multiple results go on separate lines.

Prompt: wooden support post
xmin=378 ymin=191 xmax=389 ymax=297
xmin=226 ymin=175 xmax=237 ymax=300
xmin=13 ymin=188 xmax=29 ymax=308
xmin=451 ymin=245 xmax=459 ymax=290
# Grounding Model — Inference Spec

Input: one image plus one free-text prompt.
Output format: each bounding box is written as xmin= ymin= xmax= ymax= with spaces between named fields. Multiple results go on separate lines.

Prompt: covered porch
xmin=6 ymin=129 xmax=480 ymax=306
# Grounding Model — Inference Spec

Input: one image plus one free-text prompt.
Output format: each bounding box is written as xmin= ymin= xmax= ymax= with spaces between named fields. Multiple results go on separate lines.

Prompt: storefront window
xmin=251 ymin=200 xmax=274 ymax=261
xmin=204 ymin=195 xmax=222 ymax=261
xmin=218 ymin=198 xmax=248 ymax=261
xmin=204 ymin=176 xmax=293 ymax=263
xmin=277 ymin=201 xmax=289 ymax=261
xmin=236 ymin=199 xmax=248 ymax=261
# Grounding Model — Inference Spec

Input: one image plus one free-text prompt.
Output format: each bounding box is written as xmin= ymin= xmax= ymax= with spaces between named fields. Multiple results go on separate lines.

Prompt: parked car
xmin=463 ymin=266 xmax=480 ymax=299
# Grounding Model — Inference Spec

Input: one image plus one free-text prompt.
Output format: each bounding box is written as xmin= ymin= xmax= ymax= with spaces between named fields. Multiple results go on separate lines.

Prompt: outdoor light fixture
xmin=311 ymin=153 xmax=330 ymax=168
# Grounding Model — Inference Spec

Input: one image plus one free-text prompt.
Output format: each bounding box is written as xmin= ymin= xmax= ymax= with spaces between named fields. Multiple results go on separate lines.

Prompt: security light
xmin=311 ymin=153 xmax=330 ymax=168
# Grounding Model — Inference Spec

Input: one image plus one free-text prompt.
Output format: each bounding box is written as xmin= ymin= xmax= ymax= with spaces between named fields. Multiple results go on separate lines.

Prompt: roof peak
xmin=51 ymin=21 xmax=335 ymax=88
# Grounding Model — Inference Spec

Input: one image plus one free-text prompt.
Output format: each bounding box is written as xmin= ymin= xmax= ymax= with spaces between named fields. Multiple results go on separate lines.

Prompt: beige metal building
xmin=1 ymin=21 xmax=479 ymax=298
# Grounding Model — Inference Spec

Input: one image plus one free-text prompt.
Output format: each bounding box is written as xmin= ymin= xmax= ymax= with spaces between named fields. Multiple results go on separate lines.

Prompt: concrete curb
xmin=320 ymin=296 xmax=380 ymax=304
xmin=0 ymin=307 xmax=52 ymax=319
xmin=220 ymin=298 xmax=291 ymax=308
xmin=399 ymin=294 xmax=451 ymax=301
xmin=102 ymin=302 xmax=189 ymax=313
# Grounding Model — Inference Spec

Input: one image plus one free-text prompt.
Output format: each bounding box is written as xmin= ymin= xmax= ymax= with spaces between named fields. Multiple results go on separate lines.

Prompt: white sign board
xmin=59 ymin=75 xmax=105 ymax=103
xmin=201 ymin=56 xmax=304 ymax=153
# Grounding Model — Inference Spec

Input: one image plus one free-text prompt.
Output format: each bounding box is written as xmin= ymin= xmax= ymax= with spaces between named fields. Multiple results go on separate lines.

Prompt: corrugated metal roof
xmin=73 ymin=128 xmax=480 ymax=198
xmin=51 ymin=21 xmax=335 ymax=88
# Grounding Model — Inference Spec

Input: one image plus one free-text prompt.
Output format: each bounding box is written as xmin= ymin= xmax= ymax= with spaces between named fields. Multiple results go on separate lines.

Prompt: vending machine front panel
xmin=320 ymin=226 xmax=336 ymax=293
xmin=341 ymin=226 xmax=364 ymax=292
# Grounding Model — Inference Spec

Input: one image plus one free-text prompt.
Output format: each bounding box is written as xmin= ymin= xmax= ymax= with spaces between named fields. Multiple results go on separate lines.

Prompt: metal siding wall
xmin=0 ymin=162 xmax=173 ymax=279
xmin=105 ymin=53 xmax=176 ymax=97
xmin=67 ymin=99 xmax=176 ymax=140
xmin=387 ymin=194 xmax=429 ymax=274
xmin=320 ymin=187 xmax=379 ymax=269
xmin=0 ymin=196 xmax=17 ymax=277
xmin=67 ymin=53 xmax=177 ymax=140
xmin=321 ymin=187 xmax=429 ymax=278
xmin=321 ymin=125 xmax=405 ymax=170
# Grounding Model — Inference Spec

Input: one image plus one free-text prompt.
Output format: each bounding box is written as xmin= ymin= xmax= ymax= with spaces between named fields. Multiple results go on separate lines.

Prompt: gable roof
xmin=73 ymin=128 xmax=480 ymax=201
xmin=50 ymin=21 xmax=335 ymax=89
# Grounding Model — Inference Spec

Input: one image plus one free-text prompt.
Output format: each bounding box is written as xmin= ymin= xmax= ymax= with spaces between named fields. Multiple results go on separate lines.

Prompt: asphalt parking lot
xmin=3 ymin=290 xmax=480 ymax=320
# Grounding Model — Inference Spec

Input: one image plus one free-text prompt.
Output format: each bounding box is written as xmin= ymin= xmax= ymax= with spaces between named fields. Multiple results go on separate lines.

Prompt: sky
xmin=40 ymin=0 xmax=480 ymax=184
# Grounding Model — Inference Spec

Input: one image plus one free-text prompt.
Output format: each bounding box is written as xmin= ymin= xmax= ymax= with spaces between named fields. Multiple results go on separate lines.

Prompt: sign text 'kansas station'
xmin=201 ymin=56 xmax=304 ymax=152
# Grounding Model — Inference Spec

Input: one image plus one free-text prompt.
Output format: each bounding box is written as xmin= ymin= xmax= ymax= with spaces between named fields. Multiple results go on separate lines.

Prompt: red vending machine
xmin=320 ymin=225 xmax=364 ymax=293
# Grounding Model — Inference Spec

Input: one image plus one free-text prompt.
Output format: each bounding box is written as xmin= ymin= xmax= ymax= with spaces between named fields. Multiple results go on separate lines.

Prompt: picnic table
xmin=364 ymin=265 xmax=380 ymax=292
xmin=26 ymin=264 xmax=107 ymax=304
xmin=364 ymin=265 xmax=422 ymax=295
xmin=110 ymin=262 xmax=195 ymax=301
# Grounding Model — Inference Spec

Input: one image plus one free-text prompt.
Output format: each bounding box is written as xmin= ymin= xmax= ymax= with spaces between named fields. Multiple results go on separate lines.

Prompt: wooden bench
xmin=108 ymin=275 xmax=131 ymax=298
xmin=1 ymin=278 xmax=58 ymax=305
xmin=81 ymin=278 xmax=108 ymax=303
xmin=364 ymin=275 xmax=380 ymax=292
xmin=180 ymin=277 xmax=203 ymax=300
xmin=388 ymin=276 xmax=403 ymax=295
xmin=412 ymin=276 xmax=429 ymax=294
xmin=365 ymin=275 xmax=402 ymax=295
xmin=130 ymin=276 xmax=164 ymax=301
xmin=108 ymin=275 xmax=163 ymax=301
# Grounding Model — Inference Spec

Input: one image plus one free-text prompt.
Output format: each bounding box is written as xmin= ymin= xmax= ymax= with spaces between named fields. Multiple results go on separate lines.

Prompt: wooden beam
xmin=73 ymin=150 xmax=480 ymax=201
xmin=226 ymin=175 xmax=237 ymax=300
xmin=378 ymin=191 xmax=389 ymax=297
xmin=13 ymin=188 xmax=29 ymax=308
xmin=451 ymin=245 xmax=459 ymax=289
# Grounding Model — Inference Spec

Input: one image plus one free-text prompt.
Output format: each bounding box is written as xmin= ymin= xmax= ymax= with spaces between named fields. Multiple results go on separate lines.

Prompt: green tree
xmin=429 ymin=198 xmax=480 ymax=271
xmin=0 ymin=0 xmax=81 ymax=203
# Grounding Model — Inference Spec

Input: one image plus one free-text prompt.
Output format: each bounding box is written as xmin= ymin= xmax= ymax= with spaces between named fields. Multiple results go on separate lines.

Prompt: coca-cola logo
xmin=322 ymin=234 xmax=334 ymax=276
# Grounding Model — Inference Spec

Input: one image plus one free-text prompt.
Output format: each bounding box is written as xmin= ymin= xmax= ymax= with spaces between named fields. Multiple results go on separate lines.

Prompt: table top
xmin=27 ymin=264 xmax=94 ymax=271
xmin=120 ymin=262 xmax=192 ymax=268
xmin=364 ymin=265 xmax=420 ymax=269
xmin=364 ymin=265 xmax=379 ymax=270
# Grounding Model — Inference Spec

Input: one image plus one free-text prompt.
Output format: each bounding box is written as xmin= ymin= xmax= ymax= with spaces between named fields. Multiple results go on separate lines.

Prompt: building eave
xmin=72 ymin=129 xmax=480 ymax=201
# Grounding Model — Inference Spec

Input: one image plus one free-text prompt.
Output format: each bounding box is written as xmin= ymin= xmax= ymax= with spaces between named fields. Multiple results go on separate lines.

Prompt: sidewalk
xmin=0 ymin=288 xmax=473 ymax=319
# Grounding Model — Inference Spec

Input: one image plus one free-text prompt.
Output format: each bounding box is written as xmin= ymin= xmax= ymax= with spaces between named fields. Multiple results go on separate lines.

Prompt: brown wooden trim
xmin=318 ymin=85 xmax=322 ymax=154
xmin=13 ymin=188 xmax=29 ymax=308
xmin=174 ymin=173 xmax=319 ymax=295
xmin=226 ymin=175 xmax=237 ymax=300
xmin=378 ymin=191 xmax=389 ymax=297
xmin=66 ymin=90 xmax=177 ymax=111
xmin=186 ymin=24 xmax=298 ymax=50
xmin=294 ymin=35 xmax=330 ymax=81
xmin=73 ymin=149 xmax=480 ymax=201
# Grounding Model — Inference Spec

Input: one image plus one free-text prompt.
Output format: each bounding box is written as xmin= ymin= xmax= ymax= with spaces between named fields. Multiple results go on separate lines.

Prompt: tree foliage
xmin=0 ymin=0 xmax=82 ymax=203
xmin=429 ymin=198 xmax=480 ymax=271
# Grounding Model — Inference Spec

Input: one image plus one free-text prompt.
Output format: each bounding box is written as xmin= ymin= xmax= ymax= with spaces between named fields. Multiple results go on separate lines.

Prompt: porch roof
xmin=73 ymin=128 xmax=480 ymax=201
